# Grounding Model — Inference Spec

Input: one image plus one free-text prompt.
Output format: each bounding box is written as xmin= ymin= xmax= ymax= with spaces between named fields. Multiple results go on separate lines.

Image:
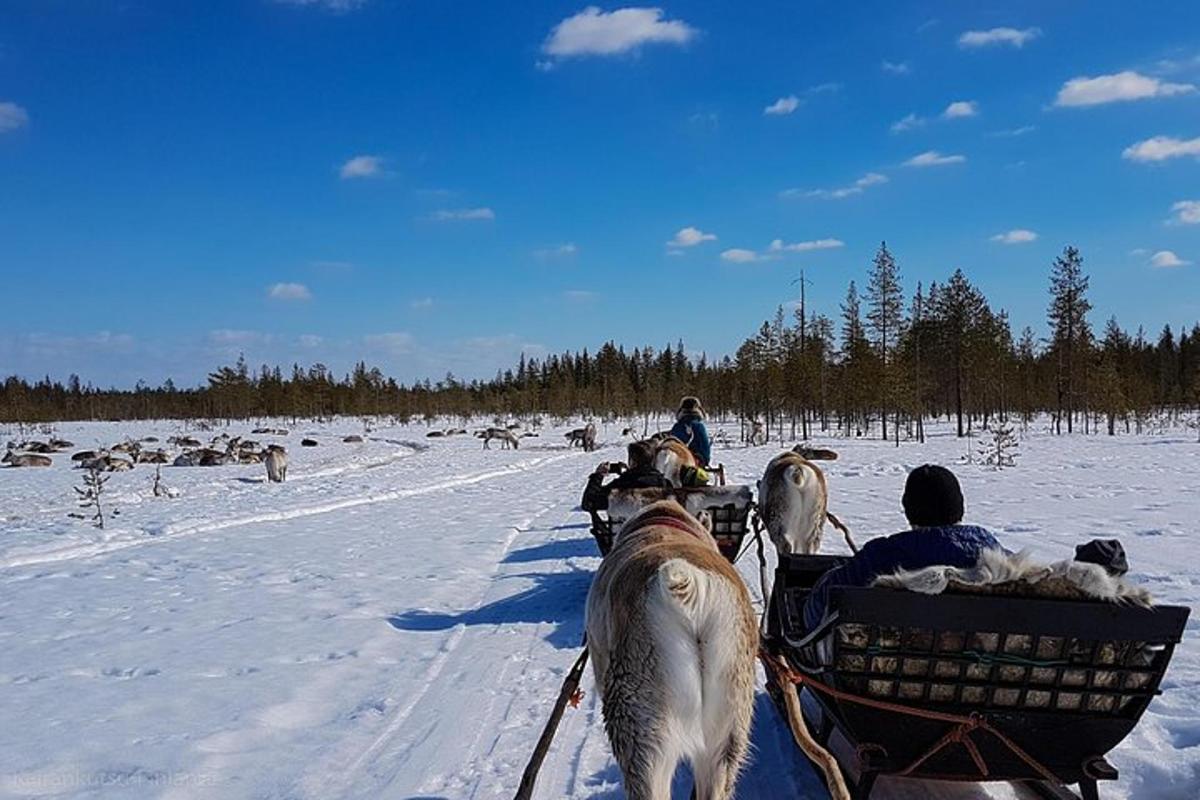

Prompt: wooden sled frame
xmin=763 ymin=553 xmax=1190 ymax=800
xmin=589 ymin=480 xmax=753 ymax=563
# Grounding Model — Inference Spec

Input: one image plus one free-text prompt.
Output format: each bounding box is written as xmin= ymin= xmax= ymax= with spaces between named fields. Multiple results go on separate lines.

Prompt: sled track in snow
xmin=0 ymin=453 xmax=581 ymax=571
xmin=297 ymin=500 xmax=564 ymax=799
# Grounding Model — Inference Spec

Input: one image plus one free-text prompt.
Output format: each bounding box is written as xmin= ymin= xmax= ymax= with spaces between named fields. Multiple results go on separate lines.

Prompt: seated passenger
xmin=802 ymin=464 xmax=1001 ymax=631
xmin=670 ymin=396 xmax=712 ymax=468
xmin=581 ymin=440 xmax=674 ymax=515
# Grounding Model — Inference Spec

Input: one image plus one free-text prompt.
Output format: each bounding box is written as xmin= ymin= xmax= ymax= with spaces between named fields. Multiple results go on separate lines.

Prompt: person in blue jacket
xmin=670 ymin=395 xmax=712 ymax=467
xmin=802 ymin=464 xmax=1001 ymax=631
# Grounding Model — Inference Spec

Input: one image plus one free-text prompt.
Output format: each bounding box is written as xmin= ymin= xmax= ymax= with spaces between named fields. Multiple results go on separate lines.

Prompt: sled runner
xmin=762 ymin=553 xmax=1190 ymax=800
xmin=589 ymin=482 xmax=753 ymax=562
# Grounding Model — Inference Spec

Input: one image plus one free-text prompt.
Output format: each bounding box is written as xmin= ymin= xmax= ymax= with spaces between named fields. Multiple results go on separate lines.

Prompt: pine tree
xmin=1047 ymin=246 xmax=1092 ymax=434
xmin=866 ymin=241 xmax=904 ymax=440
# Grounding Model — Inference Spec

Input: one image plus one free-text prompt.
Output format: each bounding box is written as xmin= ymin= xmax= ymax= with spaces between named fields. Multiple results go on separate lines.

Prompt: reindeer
xmin=757 ymin=445 xmax=852 ymax=557
xmin=649 ymin=435 xmax=699 ymax=488
xmin=565 ymin=421 xmax=598 ymax=452
xmin=3 ymin=450 xmax=52 ymax=467
xmin=481 ymin=428 xmax=520 ymax=449
xmin=748 ymin=419 xmax=765 ymax=446
xmin=586 ymin=500 xmax=757 ymax=800
xmin=264 ymin=446 xmax=287 ymax=483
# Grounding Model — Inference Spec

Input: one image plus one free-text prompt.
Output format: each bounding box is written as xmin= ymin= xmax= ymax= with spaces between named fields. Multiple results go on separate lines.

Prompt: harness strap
xmin=767 ymin=650 xmax=1060 ymax=784
xmin=631 ymin=514 xmax=710 ymax=544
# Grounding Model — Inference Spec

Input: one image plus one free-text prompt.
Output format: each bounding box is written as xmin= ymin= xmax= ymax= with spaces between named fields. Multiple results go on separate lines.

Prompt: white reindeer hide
xmin=874 ymin=547 xmax=1153 ymax=607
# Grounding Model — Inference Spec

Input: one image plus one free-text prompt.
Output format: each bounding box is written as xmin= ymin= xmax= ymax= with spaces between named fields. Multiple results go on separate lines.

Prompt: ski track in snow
xmin=0 ymin=418 xmax=1198 ymax=799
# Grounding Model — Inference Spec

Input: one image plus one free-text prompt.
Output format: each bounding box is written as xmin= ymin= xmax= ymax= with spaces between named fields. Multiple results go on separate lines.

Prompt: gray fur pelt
xmin=874 ymin=547 xmax=1153 ymax=607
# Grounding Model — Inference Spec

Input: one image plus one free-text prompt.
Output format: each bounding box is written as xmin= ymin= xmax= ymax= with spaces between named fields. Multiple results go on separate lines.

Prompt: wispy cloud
xmin=720 ymin=248 xmax=760 ymax=263
xmin=768 ymin=238 xmax=845 ymax=253
xmin=410 ymin=297 xmax=434 ymax=310
xmin=764 ymin=95 xmax=800 ymax=116
xmin=890 ymin=112 xmax=925 ymax=133
xmin=990 ymin=125 xmax=1037 ymax=137
xmin=273 ymin=0 xmax=368 ymax=12
xmin=563 ymin=289 xmax=596 ymax=301
xmin=267 ymin=282 xmax=313 ymax=302
xmin=428 ymin=207 xmax=495 ymax=221
xmin=1122 ymin=135 xmax=1200 ymax=163
xmin=958 ymin=27 xmax=1042 ymax=49
xmin=786 ymin=172 xmax=888 ymax=200
xmin=1170 ymin=200 xmax=1200 ymax=225
xmin=1055 ymin=71 xmax=1195 ymax=107
xmin=668 ymin=226 xmax=717 ymax=247
xmin=1150 ymin=250 xmax=1190 ymax=268
xmin=990 ymin=229 xmax=1038 ymax=244
xmin=942 ymin=100 xmax=979 ymax=118
xmin=0 ymin=101 xmax=29 ymax=133
xmin=882 ymin=60 xmax=911 ymax=75
xmin=541 ymin=6 xmax=697 ymax=61
xmin=534 ymin=242 xmax=579 ymax=260
xmin=904 ymin=150 xmax=966 ymax=167
xmin=339 ymin=155 xmax=384 ymax=179
xmin=363 ymin=331 xmax=416 ymax=354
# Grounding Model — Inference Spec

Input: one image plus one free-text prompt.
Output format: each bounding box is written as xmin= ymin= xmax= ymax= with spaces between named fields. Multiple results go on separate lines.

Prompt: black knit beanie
xmin=902 ymin=464 xmax=964 ymax=527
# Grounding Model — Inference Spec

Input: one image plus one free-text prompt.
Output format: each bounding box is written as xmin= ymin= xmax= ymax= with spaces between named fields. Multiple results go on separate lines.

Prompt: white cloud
xmin=274 ymin=0 xmax=366 ymax=9
xmin=990 ymin=125 xmax=1037 ymax=137
xmin=1122 ymin=136 xmax=1200 ymax=163
xmin=958 ymin=27 xmax=1042 ymax=49
xmin=563 ymin=289 xmax=596 ymax=301
xmin=668 ymin=226 xmax=717 ymax=247
xmin=943 ymin=100 xmax=979 ymax=118
xmin=764 ymin=95 xmax=800 ymax=116
xmin=410 ymin=297 xmax=434 ymax=310
xmin=789 ymin=172 xmax=888 ymax=200
xmin=429 ymin=207 xmax=495 ymax=221
xmin=904 ymin=150 xmax=966 ymax=167
xmin=1055 ymin=71 xmax=1195 ymax=108
xmin=882 ymin=60 xmax=911 ymax=75
xmin=0 ymin=101 xmax=29 ymax=133
xmin=767 ymin=238 xmax=845 ymax=253
xmin=541 ymin=6 xmax=697 ymax=59
xmin=298 ymin=334 xmax=324 ymax=348
xmin=339 ymin=155 xmax=384 ymax=179
xmin=1170 ymin=200 xmax=1200 ymax=225
xmin=363 ymin=332 xmax=416 ymax=353
xmin=534 ymin=242 xmax=579 ymax=259
xmin=890 ymin=112 xmax=925 ymax=133
xmin=720 ymin=248 xmax=760 ymax=263
xmin=1150 ymin=250 xmax=1189 ymax=268
xmin=267 ymin=282 xmax=312 ymax=301
xmin=990 ymin=229 xmax=1039 ymax=244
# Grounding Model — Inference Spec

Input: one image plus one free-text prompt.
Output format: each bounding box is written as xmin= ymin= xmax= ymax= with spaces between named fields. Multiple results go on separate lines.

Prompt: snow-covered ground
xmin=0 ymin=418 xmax=1196 ymax=799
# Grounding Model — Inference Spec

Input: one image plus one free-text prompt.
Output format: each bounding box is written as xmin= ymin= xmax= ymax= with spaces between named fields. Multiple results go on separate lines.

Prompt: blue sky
xmin=2 ymin=1 xmax=1198 ymax=387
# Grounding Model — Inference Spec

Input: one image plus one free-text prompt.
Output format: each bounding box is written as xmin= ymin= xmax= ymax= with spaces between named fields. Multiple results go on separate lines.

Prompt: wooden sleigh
xmin=763 ymin=553 xmax=1190 ymax=800
xmin=588 ymin=476 xmax=753 ymax=563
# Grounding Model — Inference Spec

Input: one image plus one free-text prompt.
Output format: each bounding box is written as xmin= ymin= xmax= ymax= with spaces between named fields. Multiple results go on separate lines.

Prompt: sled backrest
xmin=773 ymin=556 xmax=1189 ymax=720
xmin=594 ymin=484 xmax=754 ymax=561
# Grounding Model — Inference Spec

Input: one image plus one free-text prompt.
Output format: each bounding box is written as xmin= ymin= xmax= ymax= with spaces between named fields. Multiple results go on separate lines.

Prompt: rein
xmin=629 ymin=514 xmax=711 ymax=543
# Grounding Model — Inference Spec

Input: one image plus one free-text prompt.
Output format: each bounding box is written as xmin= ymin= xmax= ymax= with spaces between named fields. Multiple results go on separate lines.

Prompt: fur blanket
xmin=874 ymin=547 xmax=1153 ymax=607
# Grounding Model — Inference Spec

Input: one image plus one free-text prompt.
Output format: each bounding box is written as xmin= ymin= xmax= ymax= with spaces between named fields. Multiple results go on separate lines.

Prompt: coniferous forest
xmin=4 ymin=245 xmax=1198 ymax=438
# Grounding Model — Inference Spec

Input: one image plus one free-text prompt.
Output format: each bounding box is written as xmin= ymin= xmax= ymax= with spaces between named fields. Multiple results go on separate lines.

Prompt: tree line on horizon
xmin=3 ymin=244 xmax=1198 ymax=439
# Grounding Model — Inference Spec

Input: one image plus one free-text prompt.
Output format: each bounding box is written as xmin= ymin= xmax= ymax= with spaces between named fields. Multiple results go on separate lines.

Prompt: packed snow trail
xmin=1 ymin=419 xmax=1198 ymax=799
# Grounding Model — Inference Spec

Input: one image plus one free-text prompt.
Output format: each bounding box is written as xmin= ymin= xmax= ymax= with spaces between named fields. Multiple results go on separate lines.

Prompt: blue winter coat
xmin=670 ymin=414 xmax=711 ymax=467
xmin=802 ymin=524 xmax=1002 ymax=630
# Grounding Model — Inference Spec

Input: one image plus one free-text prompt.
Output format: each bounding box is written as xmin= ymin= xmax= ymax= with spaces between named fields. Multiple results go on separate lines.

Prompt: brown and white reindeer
xmin=648 ymin=435 xmax=698 ymax=488
xmin=3 ymin=450 xmax=52 ymax=467
xmin=586 ymin=500 xmax=757 ymax=800
xmin=481 ymin=427 xmax=520 ymax=450
xmin=564 ymin=421 xmax=598 ymax=452
xmin=263 ymin=445 xmax=287 ymax=483
xmin=757 ymin=445 xmax=853 ymax=556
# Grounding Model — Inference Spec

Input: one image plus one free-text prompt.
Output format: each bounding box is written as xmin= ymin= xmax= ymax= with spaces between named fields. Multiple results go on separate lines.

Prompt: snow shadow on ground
xmin=503 ymin=537 xmax=597 ymax=563
xmin=386 ymin=568 xmax=593 ymax=649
